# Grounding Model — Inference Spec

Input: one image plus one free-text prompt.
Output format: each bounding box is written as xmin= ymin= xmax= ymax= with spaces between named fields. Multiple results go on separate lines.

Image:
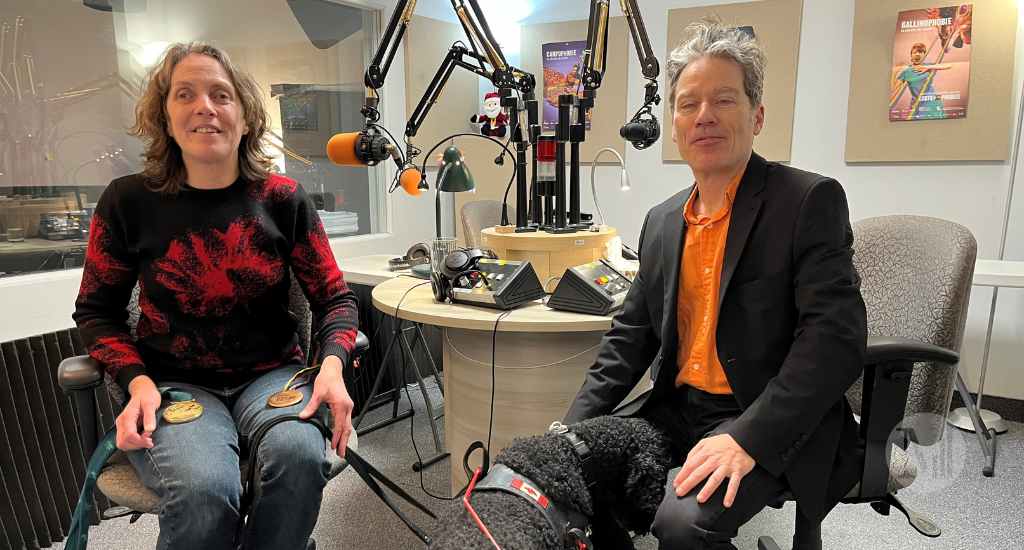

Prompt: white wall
xmin=5 ymin=0 xmax=1024 ymax=402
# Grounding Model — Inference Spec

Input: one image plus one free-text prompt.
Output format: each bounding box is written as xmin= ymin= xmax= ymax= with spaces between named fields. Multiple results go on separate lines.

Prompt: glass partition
xmin=0 ymin=0 xmax=385 ymax=276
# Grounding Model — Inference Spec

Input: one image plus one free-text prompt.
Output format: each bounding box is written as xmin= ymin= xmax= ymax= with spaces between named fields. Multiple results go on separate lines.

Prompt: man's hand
xmin=300 ymin=356 xmax=354 ymax=457
xmin=116 ymin=376 xmax=162 ymax=451
xmin=673 ymin=434 xmax=756 ymax=508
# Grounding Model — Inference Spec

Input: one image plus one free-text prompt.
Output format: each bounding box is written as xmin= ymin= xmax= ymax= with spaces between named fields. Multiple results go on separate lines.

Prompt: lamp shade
xmin=436 ymin=146 xmax=476 ymax=193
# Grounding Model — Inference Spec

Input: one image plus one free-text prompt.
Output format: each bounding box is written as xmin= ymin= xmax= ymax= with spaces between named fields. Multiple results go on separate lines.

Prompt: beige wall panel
xmin=404 ymin=15 xmax=481 ymax=160
xmin=662 ymin=0 xmax=803 ymax=163
xmin=845 ymin=0 xmax=1017 ymax=162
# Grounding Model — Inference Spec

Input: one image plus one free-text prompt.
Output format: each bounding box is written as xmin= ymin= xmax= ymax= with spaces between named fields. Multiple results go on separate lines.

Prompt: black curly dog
xmin=428 ymin=416 xmax=673 ymax=549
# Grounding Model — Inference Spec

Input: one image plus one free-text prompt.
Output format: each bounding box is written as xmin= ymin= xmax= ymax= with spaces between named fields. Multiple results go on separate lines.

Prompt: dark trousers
xmin=592 ymin=384 xmax=789 ymax=550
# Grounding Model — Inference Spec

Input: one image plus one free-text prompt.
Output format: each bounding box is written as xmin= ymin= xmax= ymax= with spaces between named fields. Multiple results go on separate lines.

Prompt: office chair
xmin=758 ymin=215 xmax=976 ymax=550
xmin=460 ymin=200 xmax=514 ymax=248
xmin=57 ymin=271 xmax=369 ymax=549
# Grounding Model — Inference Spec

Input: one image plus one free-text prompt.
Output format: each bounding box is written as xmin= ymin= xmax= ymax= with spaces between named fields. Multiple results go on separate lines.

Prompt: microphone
xmin=327 ymin=129 xmax=400 ymax=167
xmin=619 ymin=113 xmax=660 ymax=150
xmin=399 ymin=163 xmax=427 ymax=196
xmin=327 ymin=129 xmax=427 ymax=195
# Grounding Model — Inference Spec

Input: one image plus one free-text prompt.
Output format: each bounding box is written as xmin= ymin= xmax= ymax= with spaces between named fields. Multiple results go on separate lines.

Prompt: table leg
xmin=946 ymin=287 xmax=1007 ymax=477
xmin=953 ymin=372 xmax=997 ymax=477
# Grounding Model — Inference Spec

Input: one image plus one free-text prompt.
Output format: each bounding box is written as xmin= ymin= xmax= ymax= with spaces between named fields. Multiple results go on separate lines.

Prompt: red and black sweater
xmin=73 ymin=173 xmax=359 ymax=394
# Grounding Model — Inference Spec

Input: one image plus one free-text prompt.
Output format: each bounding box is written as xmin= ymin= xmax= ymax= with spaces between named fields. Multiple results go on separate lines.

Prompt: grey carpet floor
xmin=57 ymin=379 xmax=1023 ymax=549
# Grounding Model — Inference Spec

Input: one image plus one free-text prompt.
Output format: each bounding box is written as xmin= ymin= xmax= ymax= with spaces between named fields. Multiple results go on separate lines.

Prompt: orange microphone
xmin=398 ymin=164 xmax=427 ymax=196
xmin=326 ymin=130 xmax=398 ymax=167
xmin=328 ymin=129 xmax=427 ymax=196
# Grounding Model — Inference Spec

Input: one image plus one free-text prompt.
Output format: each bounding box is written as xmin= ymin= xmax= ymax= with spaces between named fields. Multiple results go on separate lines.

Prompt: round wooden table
xmin=479 ymin=226 xmax=618 ymax=290
xmin=371 ymin=276 xmax=617 ymax=494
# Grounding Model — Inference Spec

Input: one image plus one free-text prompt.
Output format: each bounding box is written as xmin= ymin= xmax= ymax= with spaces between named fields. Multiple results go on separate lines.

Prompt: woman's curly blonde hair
xmin=130 ymin=42 xmax=273 ymax=194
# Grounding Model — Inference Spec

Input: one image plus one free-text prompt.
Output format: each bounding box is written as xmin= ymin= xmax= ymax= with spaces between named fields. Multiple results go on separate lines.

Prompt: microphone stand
xmin=540 ymin=0 xmax=661 ymax=234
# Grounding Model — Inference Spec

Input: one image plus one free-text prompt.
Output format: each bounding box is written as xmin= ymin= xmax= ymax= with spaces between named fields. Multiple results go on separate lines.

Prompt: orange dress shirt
xmin=675 ymin=168 xmax=746 ymax=394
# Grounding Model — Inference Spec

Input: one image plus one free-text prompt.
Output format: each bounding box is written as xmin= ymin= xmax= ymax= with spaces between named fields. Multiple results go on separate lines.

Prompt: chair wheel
xmin=306 ymin=538 xmax=315 ymax=550
xmin=757 ymin=536 xmax=783 ymax=550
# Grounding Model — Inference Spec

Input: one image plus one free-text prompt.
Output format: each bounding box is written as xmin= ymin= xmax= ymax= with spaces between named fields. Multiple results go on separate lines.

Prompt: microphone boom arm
xmin=584 ymin=0 xmax=660 ymax=102
xmin=405 ymin=45 xmax=492 ymax=143
xmin=365 ymin=0 xmax=418 ymax=92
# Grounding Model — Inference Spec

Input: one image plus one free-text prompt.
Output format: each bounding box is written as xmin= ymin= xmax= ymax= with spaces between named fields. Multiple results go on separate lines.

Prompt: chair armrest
xmin=57 ymin=355 xmax=104 ymax=457
xmin=354 ymin=331 xmax=369 ymax=356
xmin=854 ymin=336 xmax=958 ymax=501
xmin=58 ymin=355 xmax=105 ymax=391
xmin=866 ymin=335 xmax=959 ymax=366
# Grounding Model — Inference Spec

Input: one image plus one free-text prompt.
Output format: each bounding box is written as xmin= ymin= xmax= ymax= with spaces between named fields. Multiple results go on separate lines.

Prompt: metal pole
xmin=569 ymin=141 xmax=581 ymax=226
xmin=976 ymin=71 xmax=1024 ymax=410
xmin=435 ymin=188 xmax=442 ymax=239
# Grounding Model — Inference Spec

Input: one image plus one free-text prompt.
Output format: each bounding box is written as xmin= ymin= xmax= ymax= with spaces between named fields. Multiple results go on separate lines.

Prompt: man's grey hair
xmin=666 ymin=16 xmax=767 ymax=113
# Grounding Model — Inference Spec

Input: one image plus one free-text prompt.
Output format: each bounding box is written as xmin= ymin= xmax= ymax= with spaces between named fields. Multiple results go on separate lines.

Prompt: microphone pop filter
xmin=400 ymin=167 xmax=426 ymax=196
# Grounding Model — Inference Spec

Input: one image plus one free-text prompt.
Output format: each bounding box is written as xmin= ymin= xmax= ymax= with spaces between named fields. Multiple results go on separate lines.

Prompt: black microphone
xmin=620 ymin=113 xmax=660 ymax=150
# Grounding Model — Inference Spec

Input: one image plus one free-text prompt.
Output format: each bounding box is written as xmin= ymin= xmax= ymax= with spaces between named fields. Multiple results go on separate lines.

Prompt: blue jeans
xmin=128 ymin=365 xmax=330 ymax=550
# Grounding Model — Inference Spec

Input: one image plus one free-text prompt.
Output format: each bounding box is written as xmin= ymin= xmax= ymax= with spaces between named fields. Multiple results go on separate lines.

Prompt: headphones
xmin=430 ymin=247 xmax=498 ymax=303
xmin=388 ymin=243 xmax=431 ymax=271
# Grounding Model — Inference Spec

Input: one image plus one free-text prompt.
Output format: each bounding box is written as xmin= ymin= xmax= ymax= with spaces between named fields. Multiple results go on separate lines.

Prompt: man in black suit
xmin=564 ymin=19 xmax=867 ymax=549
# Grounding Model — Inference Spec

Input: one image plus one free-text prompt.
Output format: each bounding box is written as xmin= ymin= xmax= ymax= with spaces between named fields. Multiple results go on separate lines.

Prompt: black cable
xmin=417 ymin=132 xmax=516 ymax=180
xmin=500 ymin=88 xmax=526 ymax=226
xmin=367 ymin=120 xmax=409 ymax=194
xmin=487 ymin=310 xmax=512 ymax=455
xmin=368 ymin=122 xmax=405 ymax=163
xmin=390 ymin=280 xmax=456 ymax=501
xmin=401 ymin=381 xmax=455 ymax=501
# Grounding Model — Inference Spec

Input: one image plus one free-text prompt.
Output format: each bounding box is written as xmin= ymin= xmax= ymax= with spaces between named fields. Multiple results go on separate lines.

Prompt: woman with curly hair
xmin=73 ymin=42 xmax=358 ymax=550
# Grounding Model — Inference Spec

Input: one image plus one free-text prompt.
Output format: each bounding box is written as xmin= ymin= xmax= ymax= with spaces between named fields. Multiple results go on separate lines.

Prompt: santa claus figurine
xmin=470 ymin=92 xmax=508 ymax=137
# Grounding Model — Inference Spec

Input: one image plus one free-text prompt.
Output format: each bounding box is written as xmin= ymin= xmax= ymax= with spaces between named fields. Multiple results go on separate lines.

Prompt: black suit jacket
xmin=564 ymin=153 xmax=867 ymax=522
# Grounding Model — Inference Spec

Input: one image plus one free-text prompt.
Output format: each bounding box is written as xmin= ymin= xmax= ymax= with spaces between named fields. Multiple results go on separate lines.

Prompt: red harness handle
xmin=463 ymin=467 xmax=502 ymax=550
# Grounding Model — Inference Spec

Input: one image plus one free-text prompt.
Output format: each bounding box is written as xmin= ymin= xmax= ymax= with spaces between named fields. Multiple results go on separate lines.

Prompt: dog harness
xmin=468 ymin=423 xmax=598 ymax=549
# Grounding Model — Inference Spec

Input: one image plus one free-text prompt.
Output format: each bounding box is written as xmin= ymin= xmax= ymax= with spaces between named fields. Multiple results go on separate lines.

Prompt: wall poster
xmin=541 ymin=41 xmax=591 ymax=132
xmin=890 ymin=5 xmax=973 ymax=121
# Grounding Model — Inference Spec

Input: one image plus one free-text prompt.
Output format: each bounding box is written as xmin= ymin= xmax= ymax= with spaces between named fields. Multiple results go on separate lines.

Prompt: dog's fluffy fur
xmin=428 ymin=416 xmax=673 ymax=549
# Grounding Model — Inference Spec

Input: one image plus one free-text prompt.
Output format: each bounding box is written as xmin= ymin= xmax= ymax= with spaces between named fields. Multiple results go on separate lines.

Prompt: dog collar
xmin=549 ymin=422 xmax=600 ymax=491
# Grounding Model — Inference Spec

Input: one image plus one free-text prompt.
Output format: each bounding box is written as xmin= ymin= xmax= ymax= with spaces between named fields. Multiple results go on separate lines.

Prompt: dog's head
xmin=496 ymin=416 xmax=672 ymax=534
xmin=567 ymin=416 xmax=673 ymax=534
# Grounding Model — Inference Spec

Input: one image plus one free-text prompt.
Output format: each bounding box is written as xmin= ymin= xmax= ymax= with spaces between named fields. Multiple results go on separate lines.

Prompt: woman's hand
xmin=116 ymin=376 xmax=162 ymax=451
xmin=300 ymin=356 xmax=354 ymax=457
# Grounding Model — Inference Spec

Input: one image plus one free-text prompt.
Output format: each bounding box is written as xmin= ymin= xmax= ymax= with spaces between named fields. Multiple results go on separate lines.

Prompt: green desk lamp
xmin=435 ymin=145 xmax=476 ymax=238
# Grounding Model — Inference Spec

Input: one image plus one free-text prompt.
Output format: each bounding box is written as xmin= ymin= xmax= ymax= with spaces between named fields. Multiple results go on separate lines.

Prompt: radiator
xmin=0 ymin=330 xmax=117 ymax=550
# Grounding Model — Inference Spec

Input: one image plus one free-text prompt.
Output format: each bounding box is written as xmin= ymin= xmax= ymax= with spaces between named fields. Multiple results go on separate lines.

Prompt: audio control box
xmin=449 ymin=259 xmax=546 ymax=310
xmin=547 ymin=260 xmax=631 ymax=316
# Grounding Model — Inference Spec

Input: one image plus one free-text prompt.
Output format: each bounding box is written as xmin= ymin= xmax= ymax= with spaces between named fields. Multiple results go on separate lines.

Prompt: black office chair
xmin=57 ymin=272 xmax=369 ymax=549
xmin=758 ymin=216 xmax=976 ymax=549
